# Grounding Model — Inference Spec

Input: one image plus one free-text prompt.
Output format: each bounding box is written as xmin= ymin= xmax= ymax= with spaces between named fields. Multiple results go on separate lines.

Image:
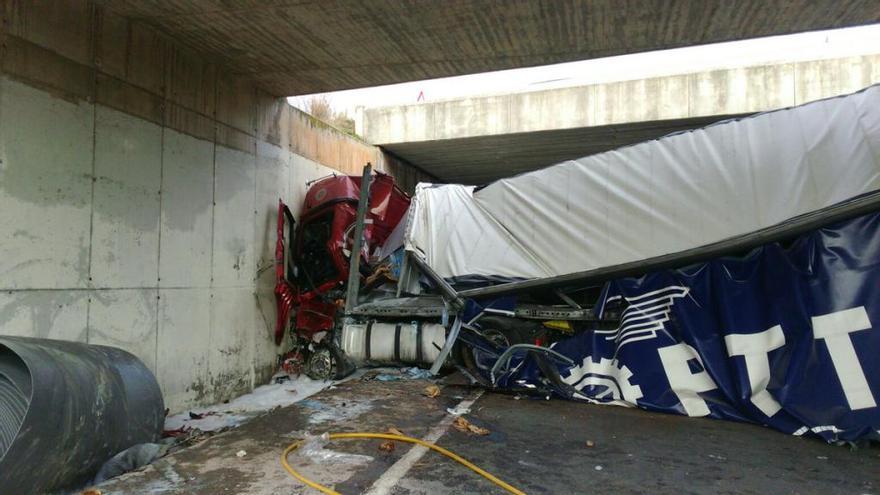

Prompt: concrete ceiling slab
xmin=382 ymin=115 xmax=743 ymax=184
xmin=99 ymin=1 xmax=880 ymax=96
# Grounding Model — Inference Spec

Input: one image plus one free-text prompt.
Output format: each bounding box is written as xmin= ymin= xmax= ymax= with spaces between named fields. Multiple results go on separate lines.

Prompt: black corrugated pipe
xmin=0 ymin=336 xmax=164 ymax=493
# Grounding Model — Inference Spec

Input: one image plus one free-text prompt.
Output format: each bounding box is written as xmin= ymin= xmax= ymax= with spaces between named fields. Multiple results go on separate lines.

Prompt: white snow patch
xmin=165 ymin=374 xmax=331 ymax=432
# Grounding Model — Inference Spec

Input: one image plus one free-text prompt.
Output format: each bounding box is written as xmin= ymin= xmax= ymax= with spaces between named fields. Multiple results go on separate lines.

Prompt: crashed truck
xmin=275 ymin=84 xmax=880 ymax=443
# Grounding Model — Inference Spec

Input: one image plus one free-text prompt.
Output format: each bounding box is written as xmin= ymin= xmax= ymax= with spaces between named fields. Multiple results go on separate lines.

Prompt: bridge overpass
xmin=358 ymin=55 xmax=880 ymax=183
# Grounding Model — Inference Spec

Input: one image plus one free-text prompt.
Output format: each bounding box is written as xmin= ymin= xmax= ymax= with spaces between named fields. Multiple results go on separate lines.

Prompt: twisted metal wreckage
xmin=1 ymin=84 xmax=878 ymax=495
xmin=273 ymin=85 xmax=880 ymax=443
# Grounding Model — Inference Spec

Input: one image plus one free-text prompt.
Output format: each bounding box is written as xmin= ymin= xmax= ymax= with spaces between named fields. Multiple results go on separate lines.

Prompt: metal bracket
xmin=429 ymin=315 xmax=462 ymax=376
xmin=344 ymin=164 xmax=372 ymax=314
xmin=489 ymin=344 xmax=575 ymax=386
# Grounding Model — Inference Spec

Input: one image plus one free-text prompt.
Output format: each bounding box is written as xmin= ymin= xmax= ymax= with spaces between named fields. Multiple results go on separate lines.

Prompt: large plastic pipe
xmin=0 ymin=336 xmax=164 ymax=493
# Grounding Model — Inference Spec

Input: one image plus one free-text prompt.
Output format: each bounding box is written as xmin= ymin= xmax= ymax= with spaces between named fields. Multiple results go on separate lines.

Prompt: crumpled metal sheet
xmin=0 ymin=337 xmax=164 ymax=493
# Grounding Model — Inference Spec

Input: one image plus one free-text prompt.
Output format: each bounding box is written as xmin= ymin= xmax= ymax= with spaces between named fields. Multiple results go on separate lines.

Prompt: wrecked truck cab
xmin=274 ymin=172 xmax=412 ymax=378
xmin=296 ymin=173 xmax=410 ymax=288
xmin=274 ymin=167 xmax=615 ymax=383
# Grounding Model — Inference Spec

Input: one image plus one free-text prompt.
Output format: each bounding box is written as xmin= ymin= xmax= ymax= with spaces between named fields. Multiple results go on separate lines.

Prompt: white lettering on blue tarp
xmin=657 ymin=342 xmax=719 ymax=417
xmin=655 ymin=306 xmax=876 ymax=417
xmin=812 ymin=307 xmax=876 ymax=410
xmin=724 ymin=325 xmax=786 ymax=417
xmin=597 ymin=286 xmax=689 ymax=350
xmin=562 ymin=357 xmax=643 ymax=406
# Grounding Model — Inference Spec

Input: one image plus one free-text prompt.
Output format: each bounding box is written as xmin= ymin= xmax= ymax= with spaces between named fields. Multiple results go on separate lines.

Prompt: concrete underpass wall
xmin=0 ymin=1 xmax=430 ymax=413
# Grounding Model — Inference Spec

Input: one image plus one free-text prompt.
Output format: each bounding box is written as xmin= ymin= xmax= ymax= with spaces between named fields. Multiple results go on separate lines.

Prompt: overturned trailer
xmin=276 ymin=85 xmax=880 ymax=442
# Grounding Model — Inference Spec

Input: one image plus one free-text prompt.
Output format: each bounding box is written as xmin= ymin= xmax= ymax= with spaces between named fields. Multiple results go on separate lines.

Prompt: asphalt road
xmin=97 ymin=375 xmax=879 ymax=494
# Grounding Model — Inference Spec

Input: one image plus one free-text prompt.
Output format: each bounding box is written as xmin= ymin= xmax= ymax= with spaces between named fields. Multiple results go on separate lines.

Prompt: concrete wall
xmin=0 ymin=1 xmax=430 ymax=413
xmin=360 ymin=55 xmax=880 ymax=144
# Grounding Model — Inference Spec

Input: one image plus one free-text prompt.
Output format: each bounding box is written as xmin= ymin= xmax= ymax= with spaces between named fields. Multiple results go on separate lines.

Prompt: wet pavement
xmin=96 ymin=376 xmax=879 ymax=494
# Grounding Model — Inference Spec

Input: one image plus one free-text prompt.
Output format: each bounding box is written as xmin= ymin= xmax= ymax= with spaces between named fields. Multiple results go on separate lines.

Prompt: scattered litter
xmin=387 ymin=427 xmax=406 ymax=436
xmin=93 ymin=443 xmax=168 ymax=484
xmin=517 ymin=460 xmax=539 ymax=468
xmin=188 ymin=411 xmax=218 ymax=420
xmin=708 ymin=454 xmax=727 ymax=461
xmin=162 ymin=426 xmax=190 ymax=438
xmin=299 ymin=399 xmax=325 ymax=410
xmin=308 ymin=399 xmax=374 ymax=424
xmin=594 ymin=465 xmax=603 ymax=471
xmin=586 ymin=440 xmax=595 ymax=448
xmin=452 ymin=416 xmax=490 ymax=436
xmin=378 ymin=441 xmax=396 ymax=453
xmin=81 ymin=489 xmax=101 ymax=495
xmin=298 ymin=433 xmax=374 ymax=465
xmin=817 ymin=456 xmax=829 ymax=460
xmin=403 ymin=367 xmax=433 ymax=380
xmin=423 ymin=385 xmax=441 ymax=398
xmin=447 ymin=404 xmax=472 ymax=416
xmin=372 ymin=366 xmax=433 ymax=382
xmin=376 ymin=374 xmax=403 ymax=382
xmin=236 ymin=450 xmax=247 ymax=458
xmin=153 ymin=459 xmax=185 ymax=486
xmin=164 ymin=373 xmax=330 ymax=432
xmin=359 ymin=370 xmax=382 ymax=381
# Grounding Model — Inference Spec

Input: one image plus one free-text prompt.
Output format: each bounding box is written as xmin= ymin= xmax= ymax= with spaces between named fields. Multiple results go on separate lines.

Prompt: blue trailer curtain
xmin=488 ymin=210 xmax=880 ymax=442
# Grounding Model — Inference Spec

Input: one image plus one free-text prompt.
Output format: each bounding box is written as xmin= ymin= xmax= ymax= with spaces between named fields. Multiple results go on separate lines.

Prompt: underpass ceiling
xmin=382 ymin=115 xmax=745 ymax=184
xmin=99 ymin=1 xmax=880 ymax=96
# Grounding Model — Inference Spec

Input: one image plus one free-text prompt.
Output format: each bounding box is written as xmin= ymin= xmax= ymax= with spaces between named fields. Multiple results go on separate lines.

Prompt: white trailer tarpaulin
xmin=405 ymin=85 xmax=880 ymax=283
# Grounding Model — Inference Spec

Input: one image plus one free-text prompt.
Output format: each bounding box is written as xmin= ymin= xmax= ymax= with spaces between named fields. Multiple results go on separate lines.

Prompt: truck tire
xmin=477 ymin=316 xmax=539 ymax=347
xmin=455 ymin=316 xmax=541 ymax=386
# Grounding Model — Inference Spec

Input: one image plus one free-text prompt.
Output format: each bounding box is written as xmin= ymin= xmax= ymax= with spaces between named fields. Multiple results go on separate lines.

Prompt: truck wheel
xmin=454 ymin=316 xmax=540 ymax=386
xmin=477 ymin=316 xmax=538 ymax=347
xmin=305 ymin=348 xmax=334 ymax=380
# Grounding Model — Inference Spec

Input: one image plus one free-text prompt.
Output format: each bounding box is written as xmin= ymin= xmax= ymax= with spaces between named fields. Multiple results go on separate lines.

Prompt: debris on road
xmin=453 ymin=416 xmax=490 ymax=436
xmin=378 ymin=440 xmax=396 ymax=453
xmin=93 ymin=443 xmax=169 ymax=484
xmin=164 ymin=373 xmax=330 ymax=433
xmin=586 ymin=440 xmax=595 ymax=448
xmin=423 ymin=385 xmax=441 ymax=398
xmin=447 ymin=404 xmax=472 ymax=416
xmin=235 ymin=450 xmax=247 ymax=458
xmin=188 ymin=411 xmax=218 ymax=420
xmin=369 ymin=367 xmax=435 ymax=382
xmin=297 ymin=433 xmax=374 ymax=465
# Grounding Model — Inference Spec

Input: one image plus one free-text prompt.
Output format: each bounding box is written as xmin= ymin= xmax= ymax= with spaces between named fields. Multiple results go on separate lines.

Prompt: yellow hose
xmin=281 ymin=432 xmax=526 ymax=495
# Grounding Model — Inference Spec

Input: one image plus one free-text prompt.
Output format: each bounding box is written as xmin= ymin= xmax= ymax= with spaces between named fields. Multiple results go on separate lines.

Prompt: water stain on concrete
xmin=186 ymin=377 xmax=211 ymax=404
xmin=11 ymin=229 xmax=39 ymax=241
xmin=0 ymin=290 xmax=86 ymax=340
xmin=0 ymin=79 xmax=93 ymax=209
xmin=210 ymin=370 xmax=251 ymax=405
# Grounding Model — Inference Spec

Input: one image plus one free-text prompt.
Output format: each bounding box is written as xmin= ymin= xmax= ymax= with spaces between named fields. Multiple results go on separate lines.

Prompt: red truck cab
xmin=274 ymin=172 xmax=411 ymax=346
